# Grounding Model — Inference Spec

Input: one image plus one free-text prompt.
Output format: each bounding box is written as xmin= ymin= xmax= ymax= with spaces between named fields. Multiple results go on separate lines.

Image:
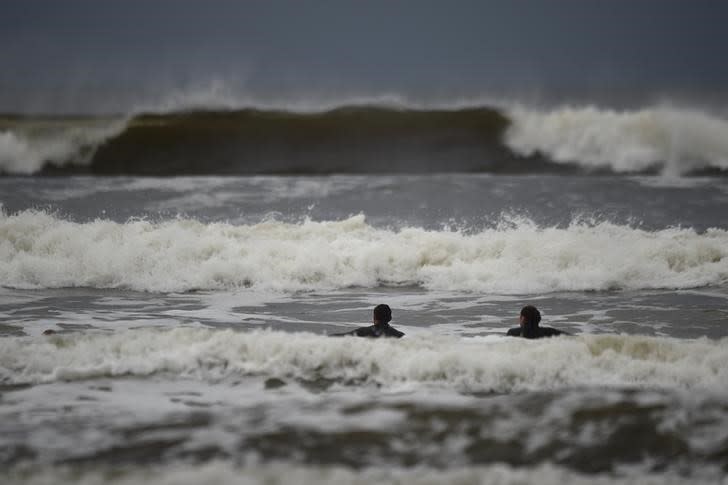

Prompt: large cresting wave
xmin=1 ymin=210 xmax=726 ymax=293
xmin=2 ymin=104 xmax=728 ymax=175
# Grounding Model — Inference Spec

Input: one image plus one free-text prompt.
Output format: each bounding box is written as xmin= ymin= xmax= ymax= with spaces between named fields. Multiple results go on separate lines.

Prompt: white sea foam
xmin=1 ymin=211 xmax=727 ymax=293
xmin=505 ymin=105 xmax=728 ymax=175
xmin=4 ymin=461 xmax=724 ymax=485
xmin=0 ymin=120 xmax=126 ymax=174
xmin=1 ymin=328 xmax=726 ymax=393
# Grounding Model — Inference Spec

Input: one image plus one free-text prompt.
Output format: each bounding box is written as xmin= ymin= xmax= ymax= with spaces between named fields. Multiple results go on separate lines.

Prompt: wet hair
xmin=520 ymin=305 xmax=541 ymax=339
xmin=373 ymin=304 xmax=392 ymax=324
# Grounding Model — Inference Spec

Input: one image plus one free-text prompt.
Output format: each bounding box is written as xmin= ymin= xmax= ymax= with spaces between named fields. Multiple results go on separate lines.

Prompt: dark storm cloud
xmin=2 ymin=0 xmax=727 ymax=112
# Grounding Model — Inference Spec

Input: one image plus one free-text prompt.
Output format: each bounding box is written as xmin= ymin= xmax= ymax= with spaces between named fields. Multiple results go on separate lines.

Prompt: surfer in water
xmin=506 ymin=305 xmax=568 ymax=339
xmin=330 ymin=304 xmax=405 ymax=338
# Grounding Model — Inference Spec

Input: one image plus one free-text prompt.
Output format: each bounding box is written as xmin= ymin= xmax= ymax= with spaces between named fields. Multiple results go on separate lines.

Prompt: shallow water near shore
xmin=2 ymin=174 xmax=728 ymax=483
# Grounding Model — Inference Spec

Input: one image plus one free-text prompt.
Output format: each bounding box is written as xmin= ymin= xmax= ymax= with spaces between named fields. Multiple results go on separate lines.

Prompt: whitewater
xmin=1 ymin=210 xmax=727 ymax=293
xmin=3 ymin=328 xmax=727 ymax=392
xmin=506 ymin=105 xmax=728 ymax=175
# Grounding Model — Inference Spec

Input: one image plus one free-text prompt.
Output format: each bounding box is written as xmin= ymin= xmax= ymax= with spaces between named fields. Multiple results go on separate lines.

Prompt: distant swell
xmin=1 ymin=210 xmax=727 ymax=293
xmin=2 ymin=104 xmax=727 ymax=176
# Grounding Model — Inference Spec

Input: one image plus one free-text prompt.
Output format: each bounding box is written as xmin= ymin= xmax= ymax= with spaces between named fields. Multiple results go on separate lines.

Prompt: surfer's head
xmin=520 ymin=305 xmax=541 ymax=338
xmin=373 ymin=304 xmax=392 ymax=325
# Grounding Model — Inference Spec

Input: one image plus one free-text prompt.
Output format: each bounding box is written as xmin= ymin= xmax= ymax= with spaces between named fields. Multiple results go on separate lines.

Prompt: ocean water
xmin=2 ymin=105 xmax=728 ymax=484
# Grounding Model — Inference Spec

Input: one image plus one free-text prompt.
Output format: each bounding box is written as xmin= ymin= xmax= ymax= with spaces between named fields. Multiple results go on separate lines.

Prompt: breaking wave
xmin=505 ymin=105 xmax=728 ymax=175
xmin=0 ymin=117 xmax=126 ymax=175
xmin=2 ymin=328 xmax=727 ymax=393
xmin=1 ymin=210 xmax=727 ymax=293
xmin=1 ymin=104 xmax=727 ymax=176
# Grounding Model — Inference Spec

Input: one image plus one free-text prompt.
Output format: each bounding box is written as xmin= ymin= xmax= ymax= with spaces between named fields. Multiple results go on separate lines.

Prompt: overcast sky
xmin=2 ymin=0 xmax=727 ymax=113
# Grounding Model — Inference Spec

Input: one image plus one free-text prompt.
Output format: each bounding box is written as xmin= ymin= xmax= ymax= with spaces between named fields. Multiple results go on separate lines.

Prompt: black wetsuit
xmin=331 ymin=323 xmax=405 ymax=338
xmin=506 ymin=327 xmax=567 ymax=338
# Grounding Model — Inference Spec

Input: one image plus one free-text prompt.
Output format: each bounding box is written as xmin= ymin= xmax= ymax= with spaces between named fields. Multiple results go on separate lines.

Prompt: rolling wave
xmin=1 ymin=210 xmax=726 ymax=293
xmin=2 ymin=104 xmax=727 ymax=176
xmin=2 ymin=328 xmax=726 ymax=393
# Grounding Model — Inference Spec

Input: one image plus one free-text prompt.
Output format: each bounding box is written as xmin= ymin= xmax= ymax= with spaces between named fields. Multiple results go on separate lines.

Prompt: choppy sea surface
xmin=2 ymin=174 xmax=728 ymax=484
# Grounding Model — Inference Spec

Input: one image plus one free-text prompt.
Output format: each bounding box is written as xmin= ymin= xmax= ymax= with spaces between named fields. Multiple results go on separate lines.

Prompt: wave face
xmin=505 ymin=106 xmax=728 ymax=175
xmin=1 ymin=210 xmax=726 ymax=293
xmin=2 ymin=104 xmax=727 ymax=175
xmin=41 ymin=107 xmax=522 ymax=175
xmin=2 ymin=328 xmax=726 ymax=392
